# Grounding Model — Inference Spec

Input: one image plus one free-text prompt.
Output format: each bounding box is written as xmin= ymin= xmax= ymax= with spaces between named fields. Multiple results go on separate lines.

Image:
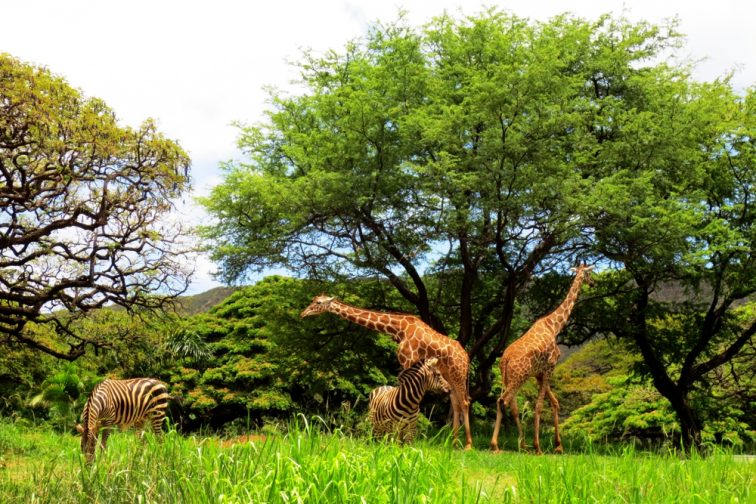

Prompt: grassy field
xmin=0 ymin=418 xmax=752 ymax=503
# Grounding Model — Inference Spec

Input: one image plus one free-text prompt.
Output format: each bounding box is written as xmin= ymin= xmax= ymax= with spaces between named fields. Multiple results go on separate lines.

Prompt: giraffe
xmin=301 ymin=295 xmax=473 ymax=449
xmin=490 ymin=264 xmax=593 ymax=455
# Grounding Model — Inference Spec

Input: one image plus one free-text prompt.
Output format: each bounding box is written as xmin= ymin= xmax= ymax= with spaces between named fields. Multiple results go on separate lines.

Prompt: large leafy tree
xmin=201 ymin=9 xmax=753 ymax=450
xmin=202 ymin=11 xmax=680 ymax=397
xmin=576 ymin=79 xmax=755 ymax=450
xmin=168 ymin=276 xmax=396 ymax=430
xmin=0 ymin=54 xmax=192 ymax=360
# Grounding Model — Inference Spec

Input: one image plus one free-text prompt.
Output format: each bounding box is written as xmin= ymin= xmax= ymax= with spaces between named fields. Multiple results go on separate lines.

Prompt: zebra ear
xmin=426 ymin=357 xmax=439 ymax=367
xmin=75 ymin=424 xmax=84 ymax=433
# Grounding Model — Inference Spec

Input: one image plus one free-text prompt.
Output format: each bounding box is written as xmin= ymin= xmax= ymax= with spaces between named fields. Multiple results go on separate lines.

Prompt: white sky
xmin=2 ymin=0 xmax=753 ymax=294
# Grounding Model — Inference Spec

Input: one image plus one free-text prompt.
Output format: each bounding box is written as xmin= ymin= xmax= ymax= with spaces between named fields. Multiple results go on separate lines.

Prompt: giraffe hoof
xmin=554 ymin=446 xmax=563 ymax=454
xmin=463 ymin=444 xmax=473 ymax=451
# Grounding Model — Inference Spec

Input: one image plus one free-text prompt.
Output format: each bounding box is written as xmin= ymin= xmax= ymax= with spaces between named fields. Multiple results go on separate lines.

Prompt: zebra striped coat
xmin=76 ymin=378 xmax=170 ymax=462
xmin=368 ymin=358 xmax=451 ymax=443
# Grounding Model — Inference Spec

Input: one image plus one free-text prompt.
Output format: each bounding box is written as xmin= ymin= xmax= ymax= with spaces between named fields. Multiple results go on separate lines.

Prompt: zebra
xmin=76 ymin=378 xmax=170 ymax=462
xmin=368 ymin=357 xmax=451 ymax=443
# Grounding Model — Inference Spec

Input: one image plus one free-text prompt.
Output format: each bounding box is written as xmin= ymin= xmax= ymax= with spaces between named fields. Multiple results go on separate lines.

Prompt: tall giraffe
xmin=301 ymin=295 xmax=473 ymax=449
xmin=490 ymin=264 xmax=593 ymax=454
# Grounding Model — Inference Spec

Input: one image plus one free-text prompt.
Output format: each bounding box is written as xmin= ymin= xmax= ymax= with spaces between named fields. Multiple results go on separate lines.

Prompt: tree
xmin=28 ymin=362 xmax=94 ymax=431
xmin=201 ymin=10 xmax=752 ymax=449
xmin=0 ymin=54 xmax=193 ymax=360
xmin=168 ymin=276 xmax=396 ymax=430
xmin=201 ymin=11 xmax=683 ymax=400
xmin=569 ymin=58 xmax=755 ymax=450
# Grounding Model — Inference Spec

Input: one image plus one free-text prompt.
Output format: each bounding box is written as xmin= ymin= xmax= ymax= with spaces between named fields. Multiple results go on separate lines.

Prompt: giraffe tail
xmin=501 ymin=359 xmax=511 ymax=391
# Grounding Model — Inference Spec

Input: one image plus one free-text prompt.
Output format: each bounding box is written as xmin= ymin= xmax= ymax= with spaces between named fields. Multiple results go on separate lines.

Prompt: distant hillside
xmin=176 ymin=286 xmax=239 ymax=315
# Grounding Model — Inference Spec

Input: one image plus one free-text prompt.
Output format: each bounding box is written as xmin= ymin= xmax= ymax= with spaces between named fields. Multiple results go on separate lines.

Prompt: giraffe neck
xmin=549 ymin=271 xmax=587 ymax=335
xmin=327 ymin=300 xmax=405 ymax=342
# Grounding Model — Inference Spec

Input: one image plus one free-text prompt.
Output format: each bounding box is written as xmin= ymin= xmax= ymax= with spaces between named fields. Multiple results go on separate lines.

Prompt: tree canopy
xmin=166 ymin=276 xmax=397 ymax=430
xmin=200 ymin=10 xmax=754 ymax=450
xmin=0 ymin=54 xmax=193 ymax=360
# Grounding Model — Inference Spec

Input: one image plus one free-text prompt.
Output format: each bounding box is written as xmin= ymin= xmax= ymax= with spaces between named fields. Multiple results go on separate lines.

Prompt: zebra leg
xmin=150 ymin=413 xmax=166 ymax=439
xmin=99 ymin=428 xmax=112 ymax=453
xmin=403 ymin=421 xmax=417 ymax=444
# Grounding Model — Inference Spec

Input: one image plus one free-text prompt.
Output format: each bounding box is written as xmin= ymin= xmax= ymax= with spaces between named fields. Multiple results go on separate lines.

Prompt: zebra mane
xmin=80 ymin=380 xmax=105 ymax=432
xmin=79 ymin=397 xmax=91 ymax=433
xmin=399 ymin=358 xmax=438 ymax=376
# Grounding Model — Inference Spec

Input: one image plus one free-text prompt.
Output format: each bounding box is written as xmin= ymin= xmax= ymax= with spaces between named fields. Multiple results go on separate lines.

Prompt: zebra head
xmin=300 ymin=294 xmax=335 ymax=318
xmin=76 ymin=405 xmax=98 ymax=463
xmin=422 ymin=358 xmax=451 ymax=395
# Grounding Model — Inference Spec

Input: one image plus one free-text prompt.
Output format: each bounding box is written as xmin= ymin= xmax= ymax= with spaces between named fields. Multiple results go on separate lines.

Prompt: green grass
xmin=0 ymin=418 xmax=752 ymax=503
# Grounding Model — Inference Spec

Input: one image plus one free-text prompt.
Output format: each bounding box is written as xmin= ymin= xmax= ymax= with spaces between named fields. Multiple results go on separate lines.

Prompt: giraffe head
xmin=570 ymin=264 xmax=594 ymax=285
xmin=300 ymin=294 xmax=335 ymax=318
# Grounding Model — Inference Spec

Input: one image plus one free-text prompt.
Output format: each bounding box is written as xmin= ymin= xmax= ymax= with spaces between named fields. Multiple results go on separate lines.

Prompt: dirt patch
xmin=218 ymin=434 xmax=268 ymax=448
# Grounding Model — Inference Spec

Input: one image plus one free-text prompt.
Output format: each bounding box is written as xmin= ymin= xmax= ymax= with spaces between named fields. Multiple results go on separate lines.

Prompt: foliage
xmin=551 ymin=338 xmax=639 ymax=418
xmin=0 ymin=336 xmax=57 ymax=419
xmin=0 ymin=53 xmax=193 ymax=360
xmin=200 ymin=10 xmax=690 ymax=403
xmin=27 ymin=363 xmax=99 ymax=432
xmin=165 ymin=328 xmax=213 ymax=365
xmin=167 ymin=276 xmax=398 ymax=430
xmin=560 ymin=338 xmax=754 ymax=449
xmin=563 ymin=376 xmax=681 ymax=444
xmin=199 ymin=9 xmax=754 ymax=452
xmin=572 ymin=62 xmax=755 ymax=451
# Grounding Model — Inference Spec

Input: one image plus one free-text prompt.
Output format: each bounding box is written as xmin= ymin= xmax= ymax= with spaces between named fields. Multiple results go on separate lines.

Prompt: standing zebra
xmin=368 ymin=358 xmax=451 ymax=443
xmin=76 ymin=378 xmax=170 ymax=462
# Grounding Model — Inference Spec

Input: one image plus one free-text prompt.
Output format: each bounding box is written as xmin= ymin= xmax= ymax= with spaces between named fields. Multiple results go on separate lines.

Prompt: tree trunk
xmin=665 ymin=391 xmax=703 ymax=453
xmin=628 ymin=285 xmax=704 ymax=454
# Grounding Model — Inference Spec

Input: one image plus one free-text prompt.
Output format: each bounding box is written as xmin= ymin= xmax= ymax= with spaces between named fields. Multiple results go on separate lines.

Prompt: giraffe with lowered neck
xmin=301 ymin=295 xmax=473 ymax=450
xmin=490 ymin=264 xmax=594 ymax=455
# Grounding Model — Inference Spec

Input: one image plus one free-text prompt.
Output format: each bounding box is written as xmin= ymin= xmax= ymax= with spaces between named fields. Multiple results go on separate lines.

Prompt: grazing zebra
xmin=76 ymin=378 xmax=170 ymax=462
xmin=368 ymin=358 xmax=451 ymax=443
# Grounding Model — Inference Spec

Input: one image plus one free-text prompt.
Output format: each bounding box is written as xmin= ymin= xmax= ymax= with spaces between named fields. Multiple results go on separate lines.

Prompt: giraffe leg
xmin=460 ymin=394 xmax=472 ymax=451
xmin=495 ymin=386 xmax=525 ymax=451
xmin=533 ymin=375 xmax=549 ymax=455
xmin=449 ymin=390 xmax=463 ymax=449
xmin=508 ymin=394 xmax=526 ymax=451
xmin=490 ymin=394 xmax=505 ymax=452
xmin=450 ymin=385 xmax=472 ymax=450
xmin=446 ymin=391 xmax=457 ymax=443
xmin=545 ymin=383 xmax=563 ymax=453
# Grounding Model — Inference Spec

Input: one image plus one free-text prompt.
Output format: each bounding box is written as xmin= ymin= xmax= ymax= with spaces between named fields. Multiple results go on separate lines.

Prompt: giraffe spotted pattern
xmin=301 ymin=295 xmax=473 ymax=449
xmin=490 ymin=265 xmax=594 ymax=454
